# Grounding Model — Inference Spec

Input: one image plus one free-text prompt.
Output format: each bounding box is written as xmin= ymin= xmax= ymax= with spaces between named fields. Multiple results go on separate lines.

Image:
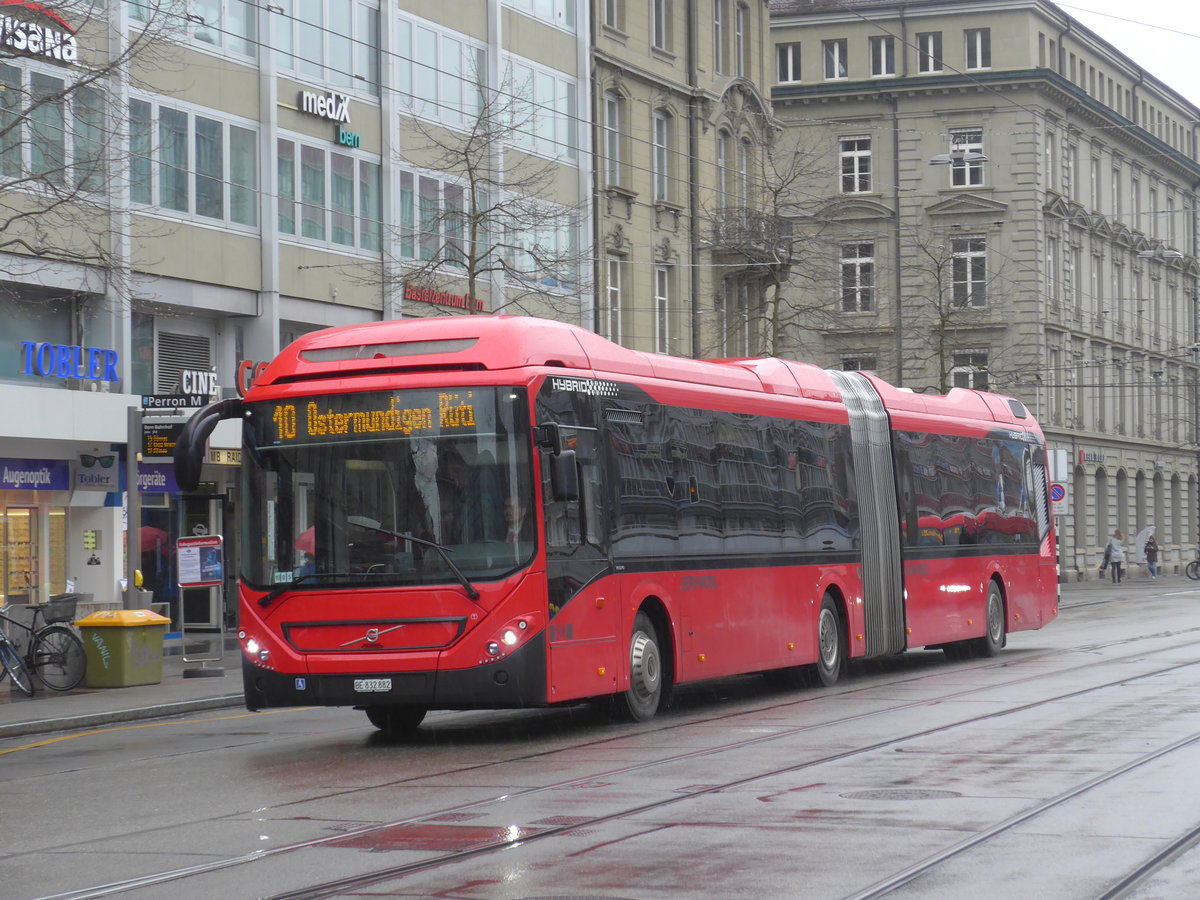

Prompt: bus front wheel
xmin=614 ymin=611 xmax=664 ymax=722
xmin=365 ymin=704 xmax=427 ymax=737
xmin=812 ymin=594 xmax=845 ymax=687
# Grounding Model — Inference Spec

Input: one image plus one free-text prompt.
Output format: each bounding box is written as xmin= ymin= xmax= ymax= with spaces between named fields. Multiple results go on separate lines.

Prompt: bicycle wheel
xmin=1187 ymin=560 xmax=1200 ymax=581
xmin=0 ymin=636 xmax=34 ymax=697
xmin=31 ymin=625 xmax=86 ymax=691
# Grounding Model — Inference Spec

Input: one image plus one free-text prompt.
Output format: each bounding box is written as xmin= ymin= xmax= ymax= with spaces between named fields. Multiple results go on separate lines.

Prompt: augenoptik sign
xmin=0 ymin=1 xmax=79 ymax=65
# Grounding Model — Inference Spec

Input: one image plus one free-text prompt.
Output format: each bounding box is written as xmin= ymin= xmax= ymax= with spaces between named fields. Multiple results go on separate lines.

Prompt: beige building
xmin=770 ymin=0 xmax=1200 ymax=579
xmin=592 ymin=0 xmax=780 ymax=357
xmin=0 ymin=0 xmax=589 ymax=621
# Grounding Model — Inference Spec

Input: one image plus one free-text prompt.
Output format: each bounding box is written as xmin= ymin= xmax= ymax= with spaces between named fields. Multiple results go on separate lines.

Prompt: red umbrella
xmin=140 ymin=526 xmax=169 ymax=553
xmin=295 ymin=527 xmax=315 ymax=554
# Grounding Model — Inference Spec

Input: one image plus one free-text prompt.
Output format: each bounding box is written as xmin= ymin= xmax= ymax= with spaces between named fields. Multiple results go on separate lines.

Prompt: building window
xmin=1046 ymin=236 xmax=1059 ymax=304
xmin=274 ymin=0 xmax=379 ymax=95
xmin=652 ymin=110 xmax=671 ymax=201
xmin=505 ymin=0 xmax=577 ymax=31
xmin=652 ymin=0 xmax=671 ymax=51
xmin=950 ymin=128 xmax=984 ymax=187
xmin=777 ymin=42 xmax=801 ymax=83
xmin=823 ymin=39 xmax=848 ymax=80
xmin=603 ymin=92 xmax=622 ymax=188
xmin=951 ymin=350 xmax=989 ymax=390
xmin=603 ymin=0 xmax=624 ymax=30
xmin=952 ymin=237 xmax=987 ymax=307
xmin=738 ymin=138 xmax=752 ymax=206
xmin=605 ymin=255 xmax=623 ymax=340
xmin=735 ymin=3 xmax=749 ymax=77
xmin=130 ymin=0 xmax=257 ymax=58
xmin=396 ymin=18 xmax=484 ymax=125
xmin=714 ymin=0 xmax=729 ymax=74
xmin=717 ymin=129 xmax=733 ymax=205
xmin=841 ymin=354 xmax=877 ymax=373
xmin=869 ymin=35 xmax=895 ymax=77
xmin=1 ymin=66 xmax=104 ymax=191
xmin=841 ymin=242 xmax=875 ymax=312
xmin=964 ymin=28 xmax=991 ymax=70
xmin=839 ymin=136 xmax=871 ymax=193
xmin=917 ymin=32 xmax=942 ymax=73
xmin=278 ymin=138 xmax=380 ymax=251
xmin=130 ymin=98 xmax=258 ymax=228
xmin=505 ymin=59 xmax=579 ymax=161
xmin=655 ymin=266 xmax=671 ymax=353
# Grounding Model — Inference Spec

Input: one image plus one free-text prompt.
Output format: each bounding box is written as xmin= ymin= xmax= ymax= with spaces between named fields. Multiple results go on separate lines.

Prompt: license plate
xmin=353 ymin=678 xmax=392 ymax=693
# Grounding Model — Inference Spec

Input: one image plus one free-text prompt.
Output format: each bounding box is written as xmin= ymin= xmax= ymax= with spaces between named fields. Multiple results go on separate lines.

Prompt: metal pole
xmin=126 ymin=404 xmax=140 ymax=610
xmin=889 ymin=94 xmax=904 ymax=386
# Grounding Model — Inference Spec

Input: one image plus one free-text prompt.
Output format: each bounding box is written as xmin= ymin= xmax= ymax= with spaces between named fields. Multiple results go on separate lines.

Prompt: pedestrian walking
xmin=1106 ymin=530 xmax=1127 ymax=584
xmin=1144 ymin=534 xmax=1159 ymax=579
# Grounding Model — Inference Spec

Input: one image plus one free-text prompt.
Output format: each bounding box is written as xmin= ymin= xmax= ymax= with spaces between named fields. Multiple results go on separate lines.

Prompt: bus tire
xmin=365 ymin=704 xmax=427 ymax=737
xmin=812 ymin=594 xmax=845 ymax=687
xmin=973 ymin=581 xmax=1006 ymax=658
xmin=614 ymin=611 xmax=663 ymax=722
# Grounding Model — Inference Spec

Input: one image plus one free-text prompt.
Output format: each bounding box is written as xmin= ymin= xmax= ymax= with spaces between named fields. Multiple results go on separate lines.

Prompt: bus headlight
xmin=481 ymin=614 xmax=540 ymax=662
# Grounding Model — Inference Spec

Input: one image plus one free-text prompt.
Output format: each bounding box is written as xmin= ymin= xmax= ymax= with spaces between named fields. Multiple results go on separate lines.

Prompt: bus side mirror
xmin=535 ymin=422 xmax=563 ymax=452
xmin=174 ymin=398 xmax=243 ymax=492
xmin=550 ymin=449 xmax=579 ymax=501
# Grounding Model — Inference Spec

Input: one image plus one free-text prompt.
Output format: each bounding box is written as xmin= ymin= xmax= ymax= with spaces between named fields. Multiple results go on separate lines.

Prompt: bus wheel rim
xmin=819 ymin=608 xmax=838 ymax=669
xmin=630 ymin=632 xmax=659 ymax=701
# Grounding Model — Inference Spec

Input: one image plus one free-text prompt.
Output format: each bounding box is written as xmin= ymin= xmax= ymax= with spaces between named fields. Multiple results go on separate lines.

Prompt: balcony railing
xmin=710 ymin=206 xmax=793 ymax=260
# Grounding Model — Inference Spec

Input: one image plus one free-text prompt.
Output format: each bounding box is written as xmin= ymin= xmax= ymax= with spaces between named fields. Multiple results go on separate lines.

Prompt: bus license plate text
xmin=354 ymin=678 xmax=392 ymax=693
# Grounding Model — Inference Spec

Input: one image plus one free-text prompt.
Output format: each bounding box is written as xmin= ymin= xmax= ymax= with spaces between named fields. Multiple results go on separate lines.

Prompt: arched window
xmin=603 ymin=91 xmax=622 ymax=188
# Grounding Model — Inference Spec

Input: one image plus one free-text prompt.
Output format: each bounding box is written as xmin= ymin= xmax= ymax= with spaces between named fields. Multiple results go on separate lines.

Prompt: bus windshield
xmin=241 ymin=386 xmax=534 ymax=591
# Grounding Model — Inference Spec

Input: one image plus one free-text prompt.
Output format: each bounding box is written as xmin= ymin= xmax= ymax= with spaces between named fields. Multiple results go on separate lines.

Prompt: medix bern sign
xmin=0 ymin=2 xmax=78 ymax=64
xmin=299 ymin=89 xmax=350 ymax=124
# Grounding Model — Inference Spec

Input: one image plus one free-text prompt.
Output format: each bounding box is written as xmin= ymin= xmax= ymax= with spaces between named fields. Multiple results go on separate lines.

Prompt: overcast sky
xmin=1060 ymin=1 xmax=1200 ymax=109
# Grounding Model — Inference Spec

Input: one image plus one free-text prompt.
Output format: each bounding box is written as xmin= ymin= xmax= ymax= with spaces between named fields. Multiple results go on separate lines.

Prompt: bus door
xmin=537 ymin=398 xmax=616 ymax=702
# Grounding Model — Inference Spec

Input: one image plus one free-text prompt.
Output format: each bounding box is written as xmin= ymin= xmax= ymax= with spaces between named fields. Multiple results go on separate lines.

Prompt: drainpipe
xmin=687 ymin=0 xmax=701 ymax=358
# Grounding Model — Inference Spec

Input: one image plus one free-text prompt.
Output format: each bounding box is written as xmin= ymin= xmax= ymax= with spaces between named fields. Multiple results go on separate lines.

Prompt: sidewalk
xmin=1 ymin=574 xmax=1193 ymax=740
xmin=0 ymin=633 xmax=243 ymax=740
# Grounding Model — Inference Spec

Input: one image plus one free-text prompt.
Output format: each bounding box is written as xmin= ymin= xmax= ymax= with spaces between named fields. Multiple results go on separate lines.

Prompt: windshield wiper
xmin=348 ymin=521 xmax=480 ymax=601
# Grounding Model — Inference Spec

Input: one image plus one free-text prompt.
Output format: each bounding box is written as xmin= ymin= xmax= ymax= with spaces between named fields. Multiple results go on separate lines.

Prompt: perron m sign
xmin=0 ymin=1 xmax=78 ymax=65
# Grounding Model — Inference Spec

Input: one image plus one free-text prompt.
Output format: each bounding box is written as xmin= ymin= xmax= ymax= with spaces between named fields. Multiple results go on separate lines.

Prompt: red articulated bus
xmin=175 ymin=316 xmax=1058 ymax=735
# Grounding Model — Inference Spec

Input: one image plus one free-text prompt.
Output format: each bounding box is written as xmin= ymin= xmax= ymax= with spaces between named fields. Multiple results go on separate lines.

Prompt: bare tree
xmin=379 ymin=67 xmax=591 ymax=315
xmin=0 ymin=2 xmax=181 ymax=276
xmin=897 ymin=225 xmax=1028 ymax=393
xmin=700 ymin=118 xmax=848 ymax=359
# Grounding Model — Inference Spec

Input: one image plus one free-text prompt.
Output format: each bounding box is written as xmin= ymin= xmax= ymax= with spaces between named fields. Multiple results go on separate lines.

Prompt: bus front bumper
xmin=242 ymin=633 xmax=547 ymax=711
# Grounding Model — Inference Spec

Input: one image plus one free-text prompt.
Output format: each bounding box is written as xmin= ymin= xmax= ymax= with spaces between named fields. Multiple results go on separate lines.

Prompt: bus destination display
xmin=264 ymin=390 xmax=477 ymax=446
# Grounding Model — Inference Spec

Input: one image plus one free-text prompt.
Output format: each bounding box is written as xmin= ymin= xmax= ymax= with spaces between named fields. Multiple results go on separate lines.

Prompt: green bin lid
xmin=75 ymin=609 xmax=172 ymax=627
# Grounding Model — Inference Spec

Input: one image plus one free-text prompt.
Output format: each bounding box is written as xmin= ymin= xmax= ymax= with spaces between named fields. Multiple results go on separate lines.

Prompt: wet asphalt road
xmin=4 ymin=578 xmax=1200 ymax=900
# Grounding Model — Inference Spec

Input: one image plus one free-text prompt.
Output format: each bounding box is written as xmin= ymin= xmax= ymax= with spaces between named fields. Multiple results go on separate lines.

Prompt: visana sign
xmin=0 ymin=2 xmax=78 ymax=64
xmin=299 ymin=90 xmax=350 ymax=124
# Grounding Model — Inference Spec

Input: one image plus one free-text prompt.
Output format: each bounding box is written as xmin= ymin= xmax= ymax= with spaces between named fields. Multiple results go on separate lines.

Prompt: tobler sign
xmin=0 ymin=1 xmax=78 ymax=64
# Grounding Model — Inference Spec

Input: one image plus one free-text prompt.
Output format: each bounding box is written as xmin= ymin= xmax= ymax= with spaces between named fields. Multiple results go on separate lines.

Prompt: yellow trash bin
xmin=76 ymin=609 xmax=172 ymax=688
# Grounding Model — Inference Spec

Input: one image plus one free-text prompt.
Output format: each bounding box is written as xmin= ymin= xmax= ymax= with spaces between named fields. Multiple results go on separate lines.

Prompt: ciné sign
xmin=0 ymin=1 xmax=77 ymax=64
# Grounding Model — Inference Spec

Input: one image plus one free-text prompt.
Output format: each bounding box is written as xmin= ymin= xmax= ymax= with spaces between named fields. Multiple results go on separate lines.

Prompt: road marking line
xmin=0 ymin=708 xmax=310 ymax=756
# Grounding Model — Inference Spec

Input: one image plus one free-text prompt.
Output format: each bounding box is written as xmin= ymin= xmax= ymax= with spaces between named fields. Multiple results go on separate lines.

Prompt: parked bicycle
xmin=0 ymin=594 xmax=87 ymax=695
xmin=1186 ymin=559 xmax=1200 ymax=581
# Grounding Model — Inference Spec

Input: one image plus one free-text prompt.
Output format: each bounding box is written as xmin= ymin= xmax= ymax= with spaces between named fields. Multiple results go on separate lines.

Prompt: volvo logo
xmin=365 ymin=628 xmax=379 ymax=643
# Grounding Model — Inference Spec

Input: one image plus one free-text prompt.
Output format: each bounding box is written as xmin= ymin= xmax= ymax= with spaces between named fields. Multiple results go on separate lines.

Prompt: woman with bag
xmin=1106 ymin=530 xmax=1127 ymax=584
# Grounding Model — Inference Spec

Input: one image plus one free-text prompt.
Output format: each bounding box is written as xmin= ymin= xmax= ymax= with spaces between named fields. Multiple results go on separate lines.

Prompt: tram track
xmin=33 ymin=627 xmax=1200 ymax=900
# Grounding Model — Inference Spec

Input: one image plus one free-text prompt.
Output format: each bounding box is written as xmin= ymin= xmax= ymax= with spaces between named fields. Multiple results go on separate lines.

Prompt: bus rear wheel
xmin=812 ymin=594 xmax=845 ymax=687
xmin=365 ymin=704 xmax=427 ymax=737
xmin=613 ymin=611 xmax=664 ymax=722
xmin=973 ymin=581 xmax=1006 ymax=658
